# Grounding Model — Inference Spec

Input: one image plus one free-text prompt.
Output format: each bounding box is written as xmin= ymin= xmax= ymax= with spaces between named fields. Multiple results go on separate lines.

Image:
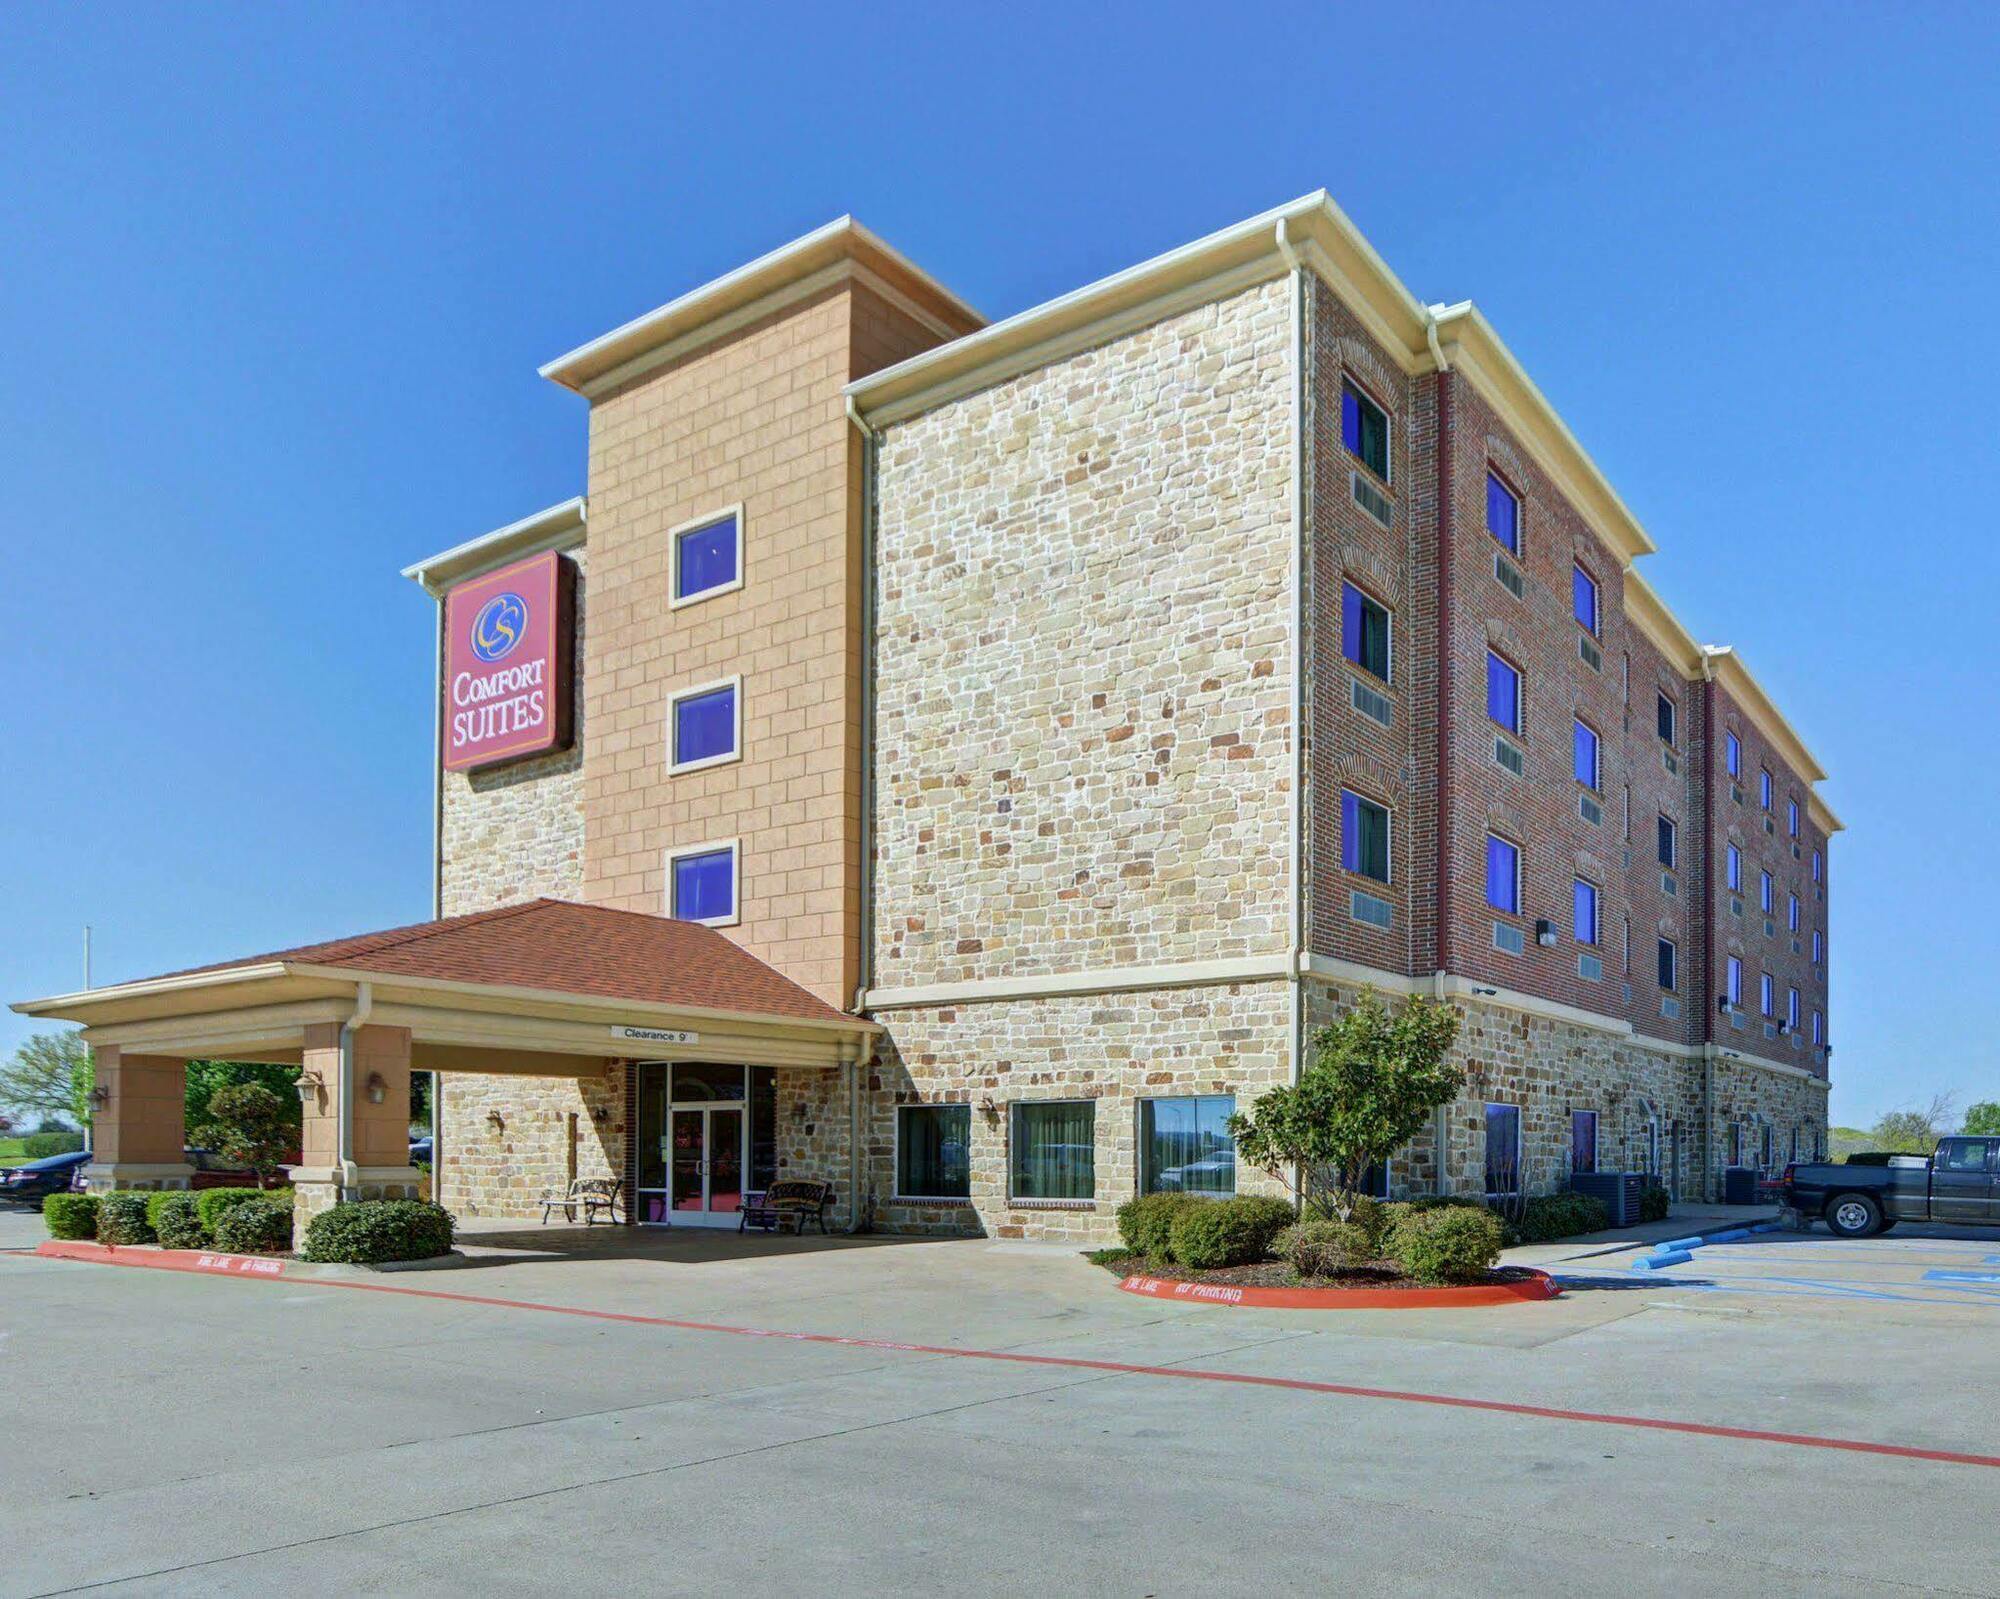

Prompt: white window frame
xmin=1725 ymin=729 xmax=1741 ymax=779
xmin=1760 ymin=869 xmax=1774 ymax=914
xmin=1342 ymin=579 xmax=1394 ymax=685
xmin=1343 ymin=376 xmax=1394 ymax=487
xmin=1787 ymin=987 xmax=1801 ymax=1031
xmin=1487 ymin=649 xmax=1523 ymax=735
xmin=1657 ymin=936 xmax=1678 ymax=993
xmin=1788 ymin=893 xmax=1800 ymax=932
xmin=1485 ymin=466 xmax=1520 ymax=554
xmin=1572 ymin=561 xmax=1599 ymax=636
xmin=1759 ymin=768 xmax=1773 ymax=810
xmin=1574 ymin=716 xmax=1600 ymax=791
xmin=1657 ymin=691 xmax=1677 ymax=747
xmin=1811 ymin=1009 xmax=1824 ymax=1045
xmin=1725 ymin=955 xmax=1743 ymax=1008
xmin=1342 ymin=787 xmax=1393 ymax=886
xmin=891 ymin=1102 xmax=974 ymax=1203
xmin=667 ymin=503 xmax=747 ymax=610
xmin=1573 ymin=875 xmax=1600 ymax=945
xmin=666 ymin=674 xmax=744 ymax=775
xmin=1760 ymin=971 xmax=1775 ymax=1018
xmin=1726 ymin=843 xmax=1741 ymax=892
xmin=1658 ymin=813 xmax=1678 ymax=870
xmin=1788 ymin=797 xmax=1800 ymax=837
xmin=1486 ymin=832 xmax=1523 ymax=916
xmin=664 ymin=836 xmax=741 ymax=928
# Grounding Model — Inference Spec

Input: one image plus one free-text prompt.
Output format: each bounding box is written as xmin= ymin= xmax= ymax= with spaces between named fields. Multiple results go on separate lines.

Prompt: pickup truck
xmin=1782 ymin=1136 xmax=2000 ymax=1237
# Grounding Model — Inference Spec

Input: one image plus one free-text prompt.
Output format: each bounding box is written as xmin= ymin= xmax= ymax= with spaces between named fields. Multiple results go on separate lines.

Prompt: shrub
xmin=1388 ymin=1205 xmax=1504 ymax=1285
xmin=43 ymin=1192 xmax=98 ymax=1240
xmin=195 ymin=1187 xmax=273 ymax=1235
xmin=1115 ymin=1192 xmax=1203 ymax=1258
xmin=95 ymin=1191 xmax=155 ymax=1245
xmin=152 ymin=1193 xmax=207 ymax=1250
xmin=1228 ymin=1194 xmax=1299 ymax=1255
xmin=1306 ymin=1190 xmax=1391 ymax=1255
xmin=1167 ymin=1197 xmax=1275 ymax=1270
xmin=210 ymin=1193 xmax=294 ymax=1254
xmin=1515 ymin=1193 xmax=1609 ymax=1243
xmin=302 ymin=1199 xmax=455 ymax=1265
xmin=23 ymin=1131 xmax=85 ymax=1159
xmin=1639 ymin=1182 xmax=1671 ymax=1223
xmin=1276 ymin=1219 xmax=1375 ymax=1278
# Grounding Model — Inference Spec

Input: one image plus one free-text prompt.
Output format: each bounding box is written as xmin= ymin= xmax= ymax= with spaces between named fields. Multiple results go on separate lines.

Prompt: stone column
xmin=292 ymin=1022 xmax=424 ymax=1233
xmin=84 ymin=1045 xmax=193 ymax=1192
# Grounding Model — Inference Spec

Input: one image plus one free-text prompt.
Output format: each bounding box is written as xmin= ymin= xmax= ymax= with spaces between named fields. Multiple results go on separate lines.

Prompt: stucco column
xmin=293 ymin=1022 xmax=423 ymax=1232
xmin=84 ymin=1045 xmax=193 ymax=1192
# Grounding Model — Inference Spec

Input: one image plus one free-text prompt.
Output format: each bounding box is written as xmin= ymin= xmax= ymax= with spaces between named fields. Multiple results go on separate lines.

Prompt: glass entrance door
xmin=670 ymin=1106 xmax=743 ymax=1220
xmin=635 ymin=1063 xmax=753 ymax=1226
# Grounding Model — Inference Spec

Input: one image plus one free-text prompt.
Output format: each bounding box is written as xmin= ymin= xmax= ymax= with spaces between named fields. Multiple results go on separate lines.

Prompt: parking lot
xmin=3 ymin=1204 xmax=1996 ymax=1597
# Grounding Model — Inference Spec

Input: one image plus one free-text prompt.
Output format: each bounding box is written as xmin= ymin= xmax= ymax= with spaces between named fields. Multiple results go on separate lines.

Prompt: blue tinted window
xmin=1342 ymin=581 xmax=1390 ymax=680
xmin=675 ymin=514 xmax=740 ymax=601
xmin=671 ymin=847 xmax=735 ymax=922
xmin=1725 ymin=731 xmax=1741 ymax=778
xmin=1486 ymin=651 xmax=1520 ymax=733
xmin=1573 ymin=878 xmax=1598 ymax=944
xmin=1573 ymin=719 xmax=1598 ymax=789
xmin=1486 ymin=472 xmax=1519 ymax=554
xmin=1486 ymin=835 xmax=1520 ymax=915
xmin=1572 ymin=564 xmax=1598 ymax=633
xmin=1342 ymin=789 xmax=1390 ymax=883
xmin=672 ymin=684 xmax=737 ymax=766
xmin=1341 ymin=382 xmax=1389 ymax=480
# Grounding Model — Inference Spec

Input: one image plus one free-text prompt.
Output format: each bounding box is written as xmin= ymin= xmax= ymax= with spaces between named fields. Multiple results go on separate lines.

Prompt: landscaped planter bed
xmin=1108 ymin=1260 xmax=1559 ymax=1309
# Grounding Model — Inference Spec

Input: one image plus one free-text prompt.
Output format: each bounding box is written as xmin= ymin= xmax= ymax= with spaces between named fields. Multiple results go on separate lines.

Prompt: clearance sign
xmin=441 ymin=551 xmax=576 ymax=772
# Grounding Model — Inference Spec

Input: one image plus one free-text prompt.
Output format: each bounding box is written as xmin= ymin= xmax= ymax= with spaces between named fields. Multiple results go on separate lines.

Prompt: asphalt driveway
xmin=3 ymin=1208 xmax=1996 ymax=1596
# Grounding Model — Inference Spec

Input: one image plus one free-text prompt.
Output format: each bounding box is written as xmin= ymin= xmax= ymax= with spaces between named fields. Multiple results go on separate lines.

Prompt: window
xmin=1811 ymin=1009 xmax=1823 ymax=1045
xmin=668 ymin=677 xmax=742 ymax=772
xmin=1812 ymin=848 xmax=1822 ymax=883
xmin=1573 ymin=718 xmax=1599 ymax=790
xmin=667 ymin=840 xmax=738 ymax=926
xmin=1010 ymin=1101 xmax=1095 ymax=1201
xmin=1726 ymin=843 xmax=1742 ymax=892
xmin=1760 ymin=1124 xmax=1775 ymax=1171
xmin=1341 ymin=581 xmax=1391 ymax=682
xmin=1760 ymin=971 xmax=1775 ymax=1017
xmin=1730 ymin=1123 xmax=1743 ymax=1167
xmin=1139 ymin=1096 xmax=1236 ymax=1197
xmin=896 ymin=1105 xmax=971 ymax=1199
xmin=1486 ymin=651 xmax=1521 ymax=734
xmin=1760 ymin=869 xmax=1774 ymax=914
xmin=1486 ymin=471 xmax=1520 ymax=554
xmin=1813 ymin=928 xmax=1824 ymax=964
xmin=1788 ymin=893 xmax=1800 ymax=932
xmin=669 ymin=507 xmax=743 ymax=607
xmin=1657 ymin=937 xmax=1677 ymax=992
xmin=1656 ymin=692 xmax=1676 ymax=746
xmin=1725 ymin=955 xmax=1743 ymax=1008
xmin=1486 ymin=835 xmax=1521 ymax=915
xmin=1571 ymin=1109 xmax=1599 ymax=1175
xmin=1725 ymin=730 xmax=1741 ymax=779
xmin=1657 ymin=813 xmax=1677 ymax=870
xmin=1342 ymin=380 xmax=1390 ymax=482
xmin=1787 ymin=987 xmax=1801 ymax=1031
xmin=1573 ymin=878 xmax=1599 ymax=945
xmin=1572 ymin=564 xmax=1599 ymax=634
xmin=1788 ymin=798 xmax=1799 ymax=837
xmin=1341 ymin=789 xmax=1390 ymax=883
xmin=1484 ymin=1103 xmax=1522 ymax=1196
xmin=1759 ymin=769 xmax=1773 ymax=809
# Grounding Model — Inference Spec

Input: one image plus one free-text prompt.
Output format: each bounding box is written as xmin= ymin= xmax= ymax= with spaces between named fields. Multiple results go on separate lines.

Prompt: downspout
xmin=337 ymin=981 xmax=374 ymax=1198
xmin=845 ymin=393 xmax=879 ymax=1233
xmin=1275 ymin=219 xmax=1308 ymax=1212
xmin=1430 ymin=319 xmax=1455 ymax=1192
xmin=1697 ymin=654 xmax=1718 ymax=1199
xmin=428 ymin=587 xmax=444 ymax=1170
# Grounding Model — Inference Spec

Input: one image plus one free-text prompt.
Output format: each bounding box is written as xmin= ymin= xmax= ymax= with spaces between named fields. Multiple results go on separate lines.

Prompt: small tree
xmin=1227 ymin=989 xmax=1464 ymax=1221
xmin=1964 ymin=1101 xmax=2000 ymax=1137
xmin=1871 ymin=1093 xmax=1958 ymax=1154
xmin=0 ymin=1030 xmax=93 ymax=1132
xmin=193 ymin=1083 xmax=294 ymax=1188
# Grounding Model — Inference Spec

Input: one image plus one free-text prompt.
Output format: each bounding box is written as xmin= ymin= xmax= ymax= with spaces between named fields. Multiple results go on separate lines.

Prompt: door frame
xmin=634 ymin=1062 xmax=751 ymax=1227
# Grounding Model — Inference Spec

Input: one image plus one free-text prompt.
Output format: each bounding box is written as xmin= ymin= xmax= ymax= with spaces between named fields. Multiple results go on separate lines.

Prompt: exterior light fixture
xmin=1470 ymin=986 xmax=1498 ymax=997
xmin=296 ymin=1070 xmax=324 ymax=1103
xmin=591 ymin=1105 xmax=610 ymax=1123
xmin=365 ymin=1072 xmax=387 ymax=1105
xmin=485 ymin=1109 xmax=505 ymax=1131
xmin=89 ymin=1085 xmax=110 ymax=1111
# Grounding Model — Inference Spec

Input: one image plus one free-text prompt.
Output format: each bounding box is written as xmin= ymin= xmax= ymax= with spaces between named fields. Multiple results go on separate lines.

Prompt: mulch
xmin=1093 ymin=1253 xmax=1542 ymax=1293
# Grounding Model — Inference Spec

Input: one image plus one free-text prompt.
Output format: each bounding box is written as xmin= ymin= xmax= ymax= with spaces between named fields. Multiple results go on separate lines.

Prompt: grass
xmin=0 ymin=1138 xmax=28 ymax=1162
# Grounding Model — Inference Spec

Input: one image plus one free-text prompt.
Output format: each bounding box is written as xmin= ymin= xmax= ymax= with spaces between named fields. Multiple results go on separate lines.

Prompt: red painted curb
xmin=1117 ymin=1269 xmax=1560 ymax=1310
xmin=35 ymin=1240 xmax=288 ymax=1278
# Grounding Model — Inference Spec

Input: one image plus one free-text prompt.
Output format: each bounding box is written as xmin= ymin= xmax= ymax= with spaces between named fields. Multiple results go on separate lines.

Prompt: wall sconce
xmin=89 ymin=1085 xmax=110 ymax=1112
xmin=591 ymin=1105 xmax=610 ymax=1123
xmin=485 ymin=1110 xmax=505 ymax=1132
xmin=978 ymin=1095 xmax=998 ymax=1121
xmin=296 ymin=1070 xmax=324 ymax=1104
xmin=365 ymin=1072 xmax=387 ymax=1105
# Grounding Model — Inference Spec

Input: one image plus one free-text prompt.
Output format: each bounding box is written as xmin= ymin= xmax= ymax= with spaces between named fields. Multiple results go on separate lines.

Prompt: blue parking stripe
xmin=1924 ymin=1270 xmax=2000 ymax=1285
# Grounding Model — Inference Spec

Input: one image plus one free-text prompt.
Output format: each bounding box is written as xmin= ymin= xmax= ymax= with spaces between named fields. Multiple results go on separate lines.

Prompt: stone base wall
xmin=437 ymin=1071 xmax=625 ymax=1221
xmin=867 ymin=983 xmax=1296 ymax=1245
xmin=290 ymin=1167 xmax=424 ymax=1236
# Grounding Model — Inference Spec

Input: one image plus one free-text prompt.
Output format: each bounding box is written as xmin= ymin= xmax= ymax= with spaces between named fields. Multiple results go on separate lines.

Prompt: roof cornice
xmin=401 ymin=496 xmax=586 ymax=595
xmin=1623 ymin=567 xmax=1706 ymax=675
xmin=538 ymin=216 xmax=983 ymax=399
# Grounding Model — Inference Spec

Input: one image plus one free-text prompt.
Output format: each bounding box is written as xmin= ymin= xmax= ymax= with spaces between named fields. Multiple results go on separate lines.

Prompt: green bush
xmin=301 ymin=1199 xmax=455 ymax=1265
xmin=1515 ymin=1193 xmax=1609 ymax=1243
xmin=43 ymin=1192 xmax=98 ymax=1240
xmin=1307 ymin=1190 xmax=1391 ymax=1255
xmin=1228 ymin=1194 xmax=1299 ymax=1255
xmin=95 ymin=1191 xmax=155 ymax=1245
xmin=1639 ymin=1183 xmax=1671 ymax=1223
xmin=1168 ymin=1197 xmax=1276 ymax=1270
xmin=195 ymin=1187 xmax=275 ymax=1235
xmin=1276 ymin=1219 xmax=1375 ymax=1277
xmin=152 ymin=1193 xmax=207 ymax=1250
xmin=1115 ymin=1192 xmax=1204 ymax=1258
xmin=22 ymin=1131 xmax=85 ymax=1159
xmin=210 ymin=1194 xmax=293 ymax=1255
xmin=1388 ymin=1205 xmax=1504 ymax=1285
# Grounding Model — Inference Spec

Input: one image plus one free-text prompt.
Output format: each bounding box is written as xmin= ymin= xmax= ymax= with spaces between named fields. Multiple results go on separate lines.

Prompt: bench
xmin=541 ymin=1177 xmax=622 ymax=1226
xmin=738 ymin=1178 xmax=835 ymax=1235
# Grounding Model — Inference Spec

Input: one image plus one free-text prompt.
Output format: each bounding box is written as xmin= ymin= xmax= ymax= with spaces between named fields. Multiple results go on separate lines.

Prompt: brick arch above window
xmin=1483 ymin=617 xmax=1529 ymax=658
xmin=1337 ymin=544 xmax=1402 ymax=602
xmin=1330 ymin=750 xmax=1406 ymax=801
xmin=1484 ymin=434 xmax=1531 ymax=487
xmin=1724 ymin=934 xmax=1746 ymax=956
xmin=1656 ymin=916 xmax=1678 ymax=938
xmin=1575 ymin=849 xmax=1609 ymax=878
xmin=1338 ymin=338 xmax=1399 ymax=400
xmin=1484 ymin=799 xmax=1528 ymax=837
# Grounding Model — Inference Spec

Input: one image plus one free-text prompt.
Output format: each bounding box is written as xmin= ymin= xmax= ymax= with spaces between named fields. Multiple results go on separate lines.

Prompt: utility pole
xmin=83 ymin=925 xmax=92 ymax=990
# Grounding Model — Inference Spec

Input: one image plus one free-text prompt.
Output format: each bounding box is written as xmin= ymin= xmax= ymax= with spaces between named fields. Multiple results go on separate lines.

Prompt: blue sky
xmin=3 ymin=3 xmax=1995 ymax=1128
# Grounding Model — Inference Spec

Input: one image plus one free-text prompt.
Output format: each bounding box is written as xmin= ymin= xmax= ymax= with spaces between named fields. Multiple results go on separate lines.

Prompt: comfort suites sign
xmin=442 ymin=551 xmax=576 ymax=772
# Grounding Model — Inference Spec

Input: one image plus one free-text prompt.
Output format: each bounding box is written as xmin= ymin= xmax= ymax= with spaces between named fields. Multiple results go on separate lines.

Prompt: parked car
xmin=409 ymin=1136 xmax=433 ymax=1164
xmin=0 ymin=1149 xmax=92 ymax=1204
xmin=1782 ymin=1136 xmax=2000 ymax=1237
xmin=184 ymin=1147 xmax=296 ymax=1191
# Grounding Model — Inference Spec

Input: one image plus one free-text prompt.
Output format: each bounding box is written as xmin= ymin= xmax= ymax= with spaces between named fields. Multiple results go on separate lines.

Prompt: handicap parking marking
xmin=1924 ymin=1270 xmax=2000 ymax=1285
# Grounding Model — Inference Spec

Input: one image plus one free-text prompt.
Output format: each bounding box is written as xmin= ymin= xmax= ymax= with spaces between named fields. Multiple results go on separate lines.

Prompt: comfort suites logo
xmin=470 ymin=591 xmax=528 ymax=663
xmin=442 ymin=551 xmax=576 ymax=773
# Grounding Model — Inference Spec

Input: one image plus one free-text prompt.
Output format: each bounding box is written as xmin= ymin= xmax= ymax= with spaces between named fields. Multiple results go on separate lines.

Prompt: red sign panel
xmin=442 ymin=551 xmax=576 ymax=772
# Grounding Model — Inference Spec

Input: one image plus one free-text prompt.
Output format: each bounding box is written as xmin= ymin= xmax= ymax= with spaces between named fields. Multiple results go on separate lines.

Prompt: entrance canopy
xmin=13 ymin=898 xmax=877 ymax=1074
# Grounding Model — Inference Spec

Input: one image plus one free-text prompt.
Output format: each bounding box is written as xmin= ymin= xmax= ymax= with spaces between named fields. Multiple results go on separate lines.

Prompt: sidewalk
xmin=1502 ymin=1203 xmax=1786 ymax=1268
